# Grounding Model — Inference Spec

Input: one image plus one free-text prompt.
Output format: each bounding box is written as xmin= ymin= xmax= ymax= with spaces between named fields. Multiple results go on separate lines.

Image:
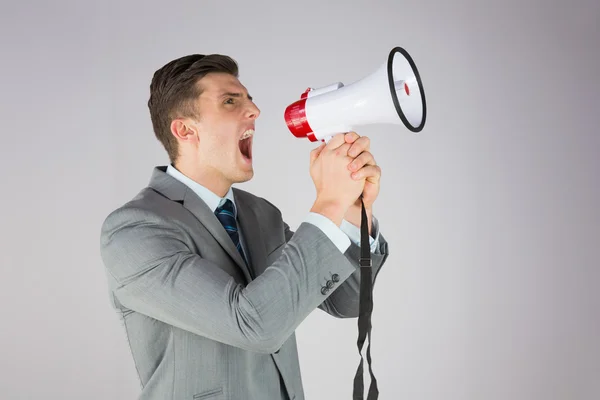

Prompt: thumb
xmin=309 ymin=142 xmax=326 ymax=164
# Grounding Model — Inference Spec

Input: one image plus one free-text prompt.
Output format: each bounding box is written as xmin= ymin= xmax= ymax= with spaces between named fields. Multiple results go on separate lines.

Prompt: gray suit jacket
xmin=100 ymin=166 xmax=389 ymax=400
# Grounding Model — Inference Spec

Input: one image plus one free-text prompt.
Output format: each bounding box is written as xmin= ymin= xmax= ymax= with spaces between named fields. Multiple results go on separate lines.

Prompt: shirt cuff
xmin=304 ymin=212 xmax=352 ymax=254
xmin=340 ymin=216 xmax=380 ymax=253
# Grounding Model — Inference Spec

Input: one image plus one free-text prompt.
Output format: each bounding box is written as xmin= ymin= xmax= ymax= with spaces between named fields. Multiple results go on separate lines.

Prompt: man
xmin=100 ymin=54 xmax=389 ymax=400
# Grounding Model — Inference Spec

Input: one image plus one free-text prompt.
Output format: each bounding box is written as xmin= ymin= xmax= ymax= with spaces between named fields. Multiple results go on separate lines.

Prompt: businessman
xmin=100 ymin=54 xmax=389 ymax=400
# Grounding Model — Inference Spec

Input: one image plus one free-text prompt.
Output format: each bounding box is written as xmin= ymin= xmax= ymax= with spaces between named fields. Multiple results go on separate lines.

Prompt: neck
xmin=173 ymin=158 xmax=231 ymax=198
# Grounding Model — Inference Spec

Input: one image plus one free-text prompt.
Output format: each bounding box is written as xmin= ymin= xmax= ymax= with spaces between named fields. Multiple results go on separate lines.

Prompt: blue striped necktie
xmin=214 ymin=199 xmax=248 ymax=266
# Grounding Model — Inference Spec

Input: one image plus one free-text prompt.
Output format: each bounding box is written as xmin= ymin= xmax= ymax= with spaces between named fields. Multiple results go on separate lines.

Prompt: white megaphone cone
xmin=284 ymin=46 xmax=426 ymax=142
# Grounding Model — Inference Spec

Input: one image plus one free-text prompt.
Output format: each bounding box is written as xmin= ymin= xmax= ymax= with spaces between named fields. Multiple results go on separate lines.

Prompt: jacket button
xmin=326 ymin=280 xmax=334 ymax=289
xmin=332 ymin=273 xmax=340 ymax=283
xmin=321 ymin=287 xmax=329 ymax=295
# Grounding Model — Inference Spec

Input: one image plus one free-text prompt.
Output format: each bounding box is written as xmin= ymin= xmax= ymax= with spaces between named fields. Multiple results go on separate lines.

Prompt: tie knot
xmin=215 ymin=198 xmax=235 ymax=216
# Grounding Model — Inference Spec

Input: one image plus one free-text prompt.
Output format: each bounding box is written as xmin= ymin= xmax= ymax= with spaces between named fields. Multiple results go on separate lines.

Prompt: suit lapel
xmin=148 ymin=167 xmax=253 ymax=284
xmin=234 ymin=189 xmax=268 ymax=278
xmin=183 ymin=192 xmax=254 ymax=283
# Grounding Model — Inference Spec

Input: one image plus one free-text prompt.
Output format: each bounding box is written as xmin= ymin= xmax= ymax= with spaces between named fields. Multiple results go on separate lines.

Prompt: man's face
xmin=191 ymin=72 xmax=260 ymax=188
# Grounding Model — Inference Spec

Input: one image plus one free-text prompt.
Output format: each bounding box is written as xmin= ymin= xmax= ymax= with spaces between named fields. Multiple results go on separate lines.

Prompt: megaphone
xmin=284 ymin=46 xmax=426 ymax=142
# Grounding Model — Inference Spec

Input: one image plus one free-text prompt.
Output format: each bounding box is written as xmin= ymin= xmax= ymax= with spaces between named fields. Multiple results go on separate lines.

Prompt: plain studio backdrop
xmin=1 ymin=0 xmax=598 ymax=399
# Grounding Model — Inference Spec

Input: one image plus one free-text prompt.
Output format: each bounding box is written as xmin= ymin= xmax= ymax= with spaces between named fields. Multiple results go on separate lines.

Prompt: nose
xmin=246 ymin=101 xmax=261 ymax=120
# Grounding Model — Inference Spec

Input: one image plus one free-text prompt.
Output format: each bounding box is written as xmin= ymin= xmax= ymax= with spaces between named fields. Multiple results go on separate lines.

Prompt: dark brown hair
xmin=147 ymin=54 xmax=239 ymax=163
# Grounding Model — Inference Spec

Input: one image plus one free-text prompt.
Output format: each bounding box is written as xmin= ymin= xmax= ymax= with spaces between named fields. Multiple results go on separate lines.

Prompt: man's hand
xmin=345 ymin=132 xmax=381 ymax=208
xmin=343 ymin=132 xmax=382 ymax=235
xmin=309 ymin=133 xmax=366 ymax=226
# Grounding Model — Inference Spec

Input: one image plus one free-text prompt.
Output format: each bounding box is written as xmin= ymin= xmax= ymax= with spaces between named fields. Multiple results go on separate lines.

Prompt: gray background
xmin=1 ymin=0 xmax=598 ymax=399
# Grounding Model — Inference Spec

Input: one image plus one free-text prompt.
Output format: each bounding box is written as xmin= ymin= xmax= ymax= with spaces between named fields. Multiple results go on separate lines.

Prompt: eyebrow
xmin=219 ymin=92 xmax=253 ymax=101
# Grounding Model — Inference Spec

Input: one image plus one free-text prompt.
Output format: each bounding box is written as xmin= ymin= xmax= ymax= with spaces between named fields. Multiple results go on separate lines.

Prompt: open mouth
xmin=239 ymin=129 xmax=254 ymax=161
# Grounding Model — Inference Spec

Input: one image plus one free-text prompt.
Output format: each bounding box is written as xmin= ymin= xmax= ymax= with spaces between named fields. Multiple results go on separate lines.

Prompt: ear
xmin=170 ymin=118 xmax=199 ymax=142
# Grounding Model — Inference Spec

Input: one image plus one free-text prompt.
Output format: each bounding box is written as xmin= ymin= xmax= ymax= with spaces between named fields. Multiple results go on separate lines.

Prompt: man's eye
xmin=224 ymin=98 xmax=235 ymax=104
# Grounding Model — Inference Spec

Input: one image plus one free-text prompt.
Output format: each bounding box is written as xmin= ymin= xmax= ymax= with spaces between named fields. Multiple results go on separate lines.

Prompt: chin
xmin=242 ymin=170 xmax=254 ymax=182
xmin=232 ymin=169 xmax=254 ymax=184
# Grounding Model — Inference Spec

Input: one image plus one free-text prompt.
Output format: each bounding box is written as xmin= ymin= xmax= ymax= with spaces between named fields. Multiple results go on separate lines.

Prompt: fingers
xmin=334 ymin=142 xmax=352 ymax=158
xmin=348 ymin=151 xmax=376 ymax=172
xmin=323 ymin=132 xmax=348 ymax=151
xmin=351 ymin=164 xmax=381 ymax=182
xmin=347 ymin=136 xmax=370 ymax=158
xmin=318 ymin=131 xmax=364 ymax=152
xmin=310 ymin=142 xmax=326 ymax=164
xmin=311 ymin=132 xmax=360 ymax=165
xmin=309 ymin=137 xmax=351 ymax=166
xmin=344 ymin=131 xmax=360 ymax=144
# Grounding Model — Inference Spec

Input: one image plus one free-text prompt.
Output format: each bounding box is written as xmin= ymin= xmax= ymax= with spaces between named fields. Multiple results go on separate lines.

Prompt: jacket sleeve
xmin=282 ymin=219 xmax=390 ymax=318
xmin=100 ymin=206 xmax=359 ymax=354
xmin=317 ymin=236 xmax=389 ymax=318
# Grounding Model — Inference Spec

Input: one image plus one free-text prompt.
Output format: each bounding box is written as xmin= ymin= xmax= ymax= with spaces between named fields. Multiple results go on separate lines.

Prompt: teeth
xmin=240 ymin=129 xmax=254 ymax=140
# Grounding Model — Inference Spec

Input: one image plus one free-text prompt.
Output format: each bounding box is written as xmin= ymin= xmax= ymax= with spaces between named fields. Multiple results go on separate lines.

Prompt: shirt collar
xmin=165 ymin=164 xmax=237 ymax=217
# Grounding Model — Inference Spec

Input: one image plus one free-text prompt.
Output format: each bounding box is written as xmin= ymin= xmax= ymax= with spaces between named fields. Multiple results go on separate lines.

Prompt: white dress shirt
xmin=165 ymin=165 xmax=380 ymax=262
